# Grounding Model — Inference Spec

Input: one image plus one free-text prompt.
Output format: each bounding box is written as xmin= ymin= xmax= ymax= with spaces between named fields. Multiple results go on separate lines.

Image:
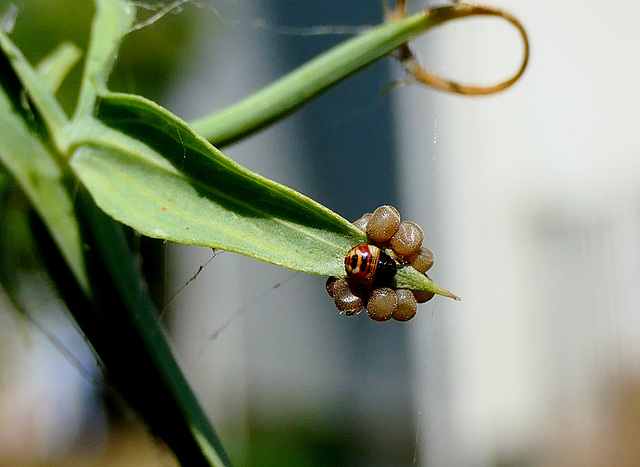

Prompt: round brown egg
xmin=413 ymin=289 xmax=435 ymax=303
xmin=366 ymin=287 xmax=397 ymax=322
xmin=390 ymin=221 xmax=424 ymax=256
xmin=332 ymin=278 xmax=365 ymax=316
xmin=352 ymin=213 xmax=372 ymax=232
xmin=393 ymin=289 xmax=418 ymax=322
xmin=325 ymin=276 xmax=339 ymax=297
xmin=406 ymin=246 xmax=434 ymax=273
xmin=366 ymin=205 xmax=401 ymax=242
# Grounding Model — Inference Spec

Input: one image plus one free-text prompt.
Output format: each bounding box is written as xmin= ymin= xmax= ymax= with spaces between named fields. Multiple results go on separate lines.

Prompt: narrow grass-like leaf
xmin=0 ymin=29 xmax=67 ymax=141
xmin=36 ymin=42 xmax=82 ymax=93
xmin=0 ymin=52 xmax=88 ymax=291
xmin=75 ymin=188 xmax=231 ymax=466
xmin=73 ymin=0 xmax=134 ymax=119
xmin=0 ymin=178 xmax=21 ymax=298
xmin=72 ymin=92 xmax=457 ymax=298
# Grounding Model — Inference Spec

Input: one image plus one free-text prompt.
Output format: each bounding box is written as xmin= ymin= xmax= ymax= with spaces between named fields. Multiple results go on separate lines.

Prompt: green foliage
xmin=0 ymin=0 xmax=524 ymax=463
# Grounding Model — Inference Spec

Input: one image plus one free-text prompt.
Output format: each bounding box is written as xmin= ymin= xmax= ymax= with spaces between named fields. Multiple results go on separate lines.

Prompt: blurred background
xmin=2 ymin=0 xmax=640 ymax=465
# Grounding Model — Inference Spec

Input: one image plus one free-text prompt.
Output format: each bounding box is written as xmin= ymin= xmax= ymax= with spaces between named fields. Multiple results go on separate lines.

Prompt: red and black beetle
xmin=344 ymin=244 xmax=397 ymax=286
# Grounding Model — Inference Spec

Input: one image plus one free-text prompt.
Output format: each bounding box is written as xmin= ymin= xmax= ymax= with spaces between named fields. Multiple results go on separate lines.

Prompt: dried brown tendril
xmin=383 ymin=0 xmax=530 ymax=96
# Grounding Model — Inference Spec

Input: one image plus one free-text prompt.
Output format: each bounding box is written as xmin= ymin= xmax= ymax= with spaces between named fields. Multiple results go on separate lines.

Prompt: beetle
xmin=345 ymin=244 xmax=397 ymax=286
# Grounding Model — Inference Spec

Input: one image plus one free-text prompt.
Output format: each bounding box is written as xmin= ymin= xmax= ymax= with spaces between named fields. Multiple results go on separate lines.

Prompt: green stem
xmin=190 ymin=6 xmax=462 ymax=147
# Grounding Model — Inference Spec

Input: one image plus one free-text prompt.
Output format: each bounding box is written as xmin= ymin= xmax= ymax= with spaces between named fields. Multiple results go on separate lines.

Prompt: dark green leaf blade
xmin=74 ymin=187 xmax=231 ymax=467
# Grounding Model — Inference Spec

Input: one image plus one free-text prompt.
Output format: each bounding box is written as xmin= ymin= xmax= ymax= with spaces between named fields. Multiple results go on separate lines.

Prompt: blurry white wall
xmin=394 ymin=1 xmax=640 ymax=465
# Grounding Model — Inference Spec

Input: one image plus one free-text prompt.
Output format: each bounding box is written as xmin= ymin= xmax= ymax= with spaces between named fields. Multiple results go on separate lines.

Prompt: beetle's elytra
xmin=344 ymin=244 xmax=397 ymax=286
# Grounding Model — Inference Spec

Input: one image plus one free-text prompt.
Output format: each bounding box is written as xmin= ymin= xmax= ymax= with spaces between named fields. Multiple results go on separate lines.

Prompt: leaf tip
xmin=438 ymin=288 xmax=460 ymax=301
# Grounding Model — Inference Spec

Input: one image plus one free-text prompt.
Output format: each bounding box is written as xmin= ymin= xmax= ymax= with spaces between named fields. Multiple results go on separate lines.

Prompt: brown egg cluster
xmin=326 ymin=205 xmax=436 ymax=322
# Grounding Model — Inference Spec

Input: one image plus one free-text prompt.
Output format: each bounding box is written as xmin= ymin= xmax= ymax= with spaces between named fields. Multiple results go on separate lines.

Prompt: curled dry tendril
xmin=384 ymin=0 xmax=530 ymax=95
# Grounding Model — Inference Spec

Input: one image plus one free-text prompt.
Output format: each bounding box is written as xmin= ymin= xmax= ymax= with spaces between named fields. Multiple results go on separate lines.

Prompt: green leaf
xmin=75 ymin=187 xmax=231 ymax=467
xmin=74 ymin=92 xmax=365 ymax=277
xmin=0 ymin=28 xmax=68 ymax=141
xmin=65 ymin=2 xmax=233 ymax=463
xmin=73 ymin=0 xmax=134 ymax=119
xmin=71 ymin=92 xmax=458 ymax=298
xmin=0 ymin=52 xmax=88 ymax=291
xmin=0 ymin=184 xmax=24 ymax=298
xmin=36 ymin=42 xmax=82 ymax=93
